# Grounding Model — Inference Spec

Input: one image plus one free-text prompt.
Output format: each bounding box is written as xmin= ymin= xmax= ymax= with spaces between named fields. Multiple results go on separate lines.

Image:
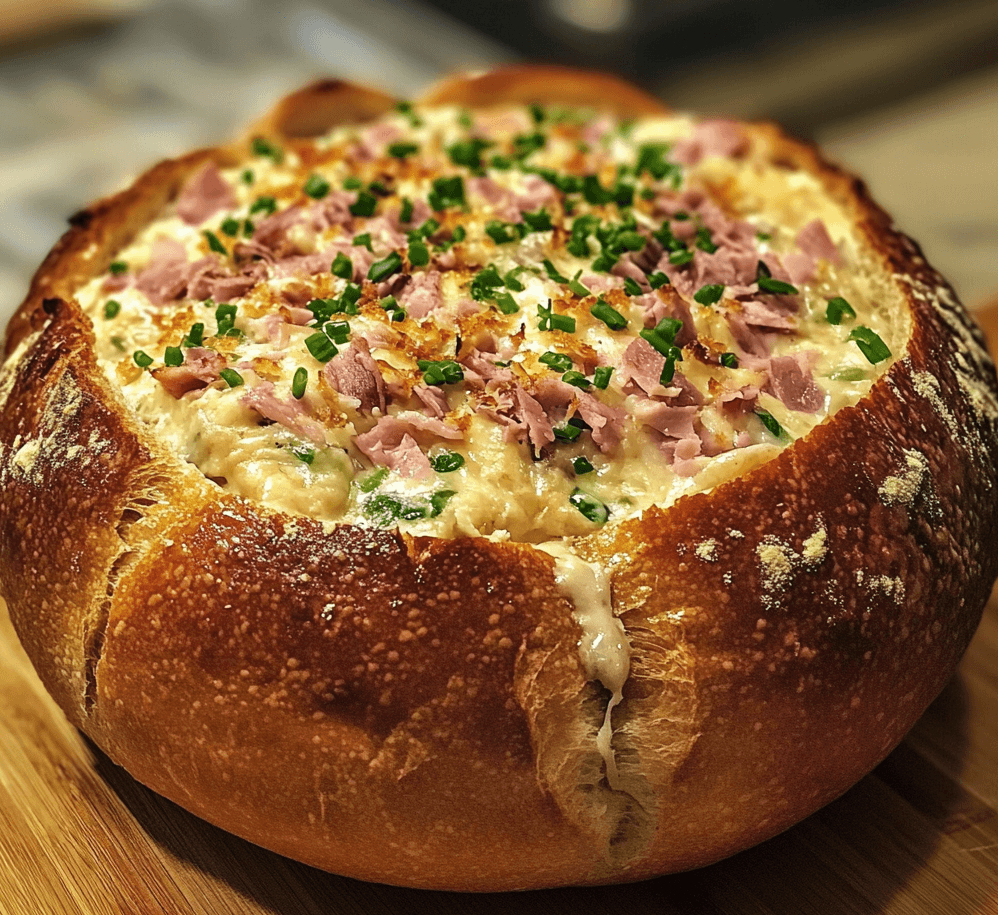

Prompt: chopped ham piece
xmin=727 ymin=314 xmax=773 ymax=359
xmin=176 ymin=162 xmax=236 ymax=226
xmin=273 ymin=251 xmax=335 ymax=279
xmin=467 ymin=176 xmax=519 ymax=222
xmin=768 ymin=354 xmax=825 ymax=414
xmin=796 ymin=219 xmax=840 ymax=264
xmin=670 ymin=120 xmax=747 ymax=166
xmin=398 ymin=270 xmax=442 ymax=319
xmin=618 ymin=337 xmax=668 ymax=396
xmin=135 ymin=238 xmax=190 ymax=304
xmin=718 ymin=384 xmax=760 ymax=418
xmin=356 ymin=122 xmax=402 ymax=159
xmin=187 ymin=257 xmax=257 ymax=302
xmin=253 ymin=206 xmax=304 ymax=253
xmin=515 ymin=174 xmax=558 ymax=212
xmin=574 ymin=391 xmax=626 ymax=453
xmin=151 ymin=347 xmax=224 ymax=398
xmin=633 ymin=401 xmax=698 ymax=438
xmin=309 ymin=191 xmax=356 ymax=232
xmin=461 ymin=350 xmax=514 ymax=386
xmin=241 ymin=381 xmax=326 ymax=445
xmin=612 ymin=257 xmax=649 ymax=291
xmin=513 ymin=386 xmax=555 ymax=451
xmin=413 ymin=384 xmax=449 ymax=418
xmin=739 ymin=299 xmax=797 ymax=331
xmin=356 ymin=413 xmax=462 ymax=479
xmin=781 ymin=252 xmax=816 ymax=285
xmin=323 ymin=338 xmax=387 ymax=413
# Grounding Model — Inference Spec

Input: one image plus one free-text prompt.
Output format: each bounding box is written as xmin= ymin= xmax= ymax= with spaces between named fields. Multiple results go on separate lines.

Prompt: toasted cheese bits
xmin=75 ymin=101 xmax=908 ymax=542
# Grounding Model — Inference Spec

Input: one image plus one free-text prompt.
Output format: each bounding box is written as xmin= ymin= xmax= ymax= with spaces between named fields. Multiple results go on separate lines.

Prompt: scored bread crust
xmin=1 ymin=66 xmax=997 ymax=891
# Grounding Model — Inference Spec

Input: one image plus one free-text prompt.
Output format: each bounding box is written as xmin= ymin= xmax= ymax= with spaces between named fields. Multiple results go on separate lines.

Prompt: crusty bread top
xmin=0 ymin=68 xmax=996 ymax=891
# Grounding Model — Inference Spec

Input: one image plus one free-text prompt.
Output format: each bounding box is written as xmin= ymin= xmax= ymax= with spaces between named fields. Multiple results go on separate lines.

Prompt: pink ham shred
xmin=135 ymin=238 xmax=190 ymax=304
xmin=151 ymin=347 xmax=224 ymax=398
xmin=176 ymin=162 xmax=236 ymax=226
xmin=618 ymin=338 xmax=669 ymax=396
xmin=240 ymin=382 xmax=326 ymax=445
xmin=356 ymin=413 xmax=462 ymax=479
xmin=768 ymin=354 xmax=825 ymax=414
xmin=670 ymin=120 xmax=748 ymax=166
xmin=397 ymin=270 xmax=442 ymax=319
xmin=413 ymin=384 xmax=449 ymax=418
xmin=187 ymin=257 xmax=258 ymax=301
xmin=796 ymin=219 xmax=840 ymax=264
xmin=323 ymin=338 xmax=387 ymax=413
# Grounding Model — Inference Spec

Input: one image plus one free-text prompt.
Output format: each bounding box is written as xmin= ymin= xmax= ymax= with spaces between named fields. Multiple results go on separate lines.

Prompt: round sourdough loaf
xmin=1 ymin=67 xmax=996 ymax=890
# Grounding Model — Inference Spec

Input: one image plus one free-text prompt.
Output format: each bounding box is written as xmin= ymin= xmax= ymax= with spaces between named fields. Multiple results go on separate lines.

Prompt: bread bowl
xmin=0 ymin=66 xmax=996 ymax=891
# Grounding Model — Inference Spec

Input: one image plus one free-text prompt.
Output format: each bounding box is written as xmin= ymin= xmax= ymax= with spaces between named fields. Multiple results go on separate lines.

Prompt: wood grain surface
xmin=2 ymin=308 xmax=997 ymax=914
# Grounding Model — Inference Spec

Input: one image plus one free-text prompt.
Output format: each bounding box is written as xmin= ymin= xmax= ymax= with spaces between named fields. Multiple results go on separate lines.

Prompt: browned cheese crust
xmin=1 ymin=66 xmax=997 ymax=890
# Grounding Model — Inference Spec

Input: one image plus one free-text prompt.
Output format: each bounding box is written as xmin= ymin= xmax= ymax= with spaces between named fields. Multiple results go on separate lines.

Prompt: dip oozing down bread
xmin=0 ymin=67 xmax=996 ymax=890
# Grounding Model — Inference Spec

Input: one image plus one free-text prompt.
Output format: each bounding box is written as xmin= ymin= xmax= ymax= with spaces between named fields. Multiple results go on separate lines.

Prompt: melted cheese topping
xmin=75 ymin=103 xmax=910 ymax=544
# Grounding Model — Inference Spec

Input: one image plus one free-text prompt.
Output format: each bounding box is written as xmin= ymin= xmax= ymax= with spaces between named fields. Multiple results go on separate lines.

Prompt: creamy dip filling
xmin=76 ymin=103 xmax=907 ymax=544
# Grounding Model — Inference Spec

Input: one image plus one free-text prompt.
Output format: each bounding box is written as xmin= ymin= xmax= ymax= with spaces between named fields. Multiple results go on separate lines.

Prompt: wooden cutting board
xmin=2 ymin=309 xmax=998 ymax=914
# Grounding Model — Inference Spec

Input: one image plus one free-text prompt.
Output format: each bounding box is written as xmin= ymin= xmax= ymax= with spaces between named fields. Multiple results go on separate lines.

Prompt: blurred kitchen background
xmin=1 ymin=0 xmax=996 ymax=316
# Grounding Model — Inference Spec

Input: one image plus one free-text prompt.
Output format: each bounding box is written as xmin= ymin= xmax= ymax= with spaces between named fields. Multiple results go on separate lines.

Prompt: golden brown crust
xmin=1 ymin=70 xmax=997 ymax=891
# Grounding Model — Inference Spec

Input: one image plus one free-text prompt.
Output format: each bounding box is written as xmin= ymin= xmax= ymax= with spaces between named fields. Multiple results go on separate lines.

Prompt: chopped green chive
xmin=358 ymin=466 xmax=389 ymax=493
xmin=215 ymin=303 xmax=238 ymax=336
xmin=220 ymin=217 xmax=240 ymax=237
xmin=521 ymin=209 xmax=553 ymax=232
xmin=623 ymin=276 xmax=643 ymax=296
xmin=108 ymin=260 xmax=128 ymax=275
xmin=349 ymin=190 xmax=377 ymax=218
xmin=826 ymin=297 xmax=856 ymax=325
xmin=303 ymin=174 xmax=330 ymax=199
xmin=554 ymin=422 xmax=584 ymax=443
xmin=572 ymin=456 xmax=595 ymax=475
xmin=407 ymin=237 xmax=430 ymax=267
xmin=539 ymin=351 xmax=573 ymax=372
xmin=849 ymin=326 xmax=891 ymax=363
xmin=590 ymin=299 xmax=628 ymax=330
xmin=291 ymin=445 xmax=315 ymax=465
xmin=203 ymin=231 xmax=227 ymax=256
xmin=695 ymin=227 xmax=718 ymax=253
xmin=182 ymin=322 xmax=204 ymax=347
xmin=398 ymin=197 xmax=414 ymax=224
xmin=693 ymin=284 xmax=725 ymax=305
xmin=669 ymin=249 xmax=694 ymax=266
xmin=470 ymin=265 xmax=504 ymax=300
xmin=103 ymin=299 xmax=121 ymax=320
xmin=418 ymin=359 xmax=464 ymax=385
xmin=512 ymin=132 xmax=545 ymax=160
xmin=538 ymin=302 xmax=576 ymax=333
xmin=542 ymin=259 xmax=569 ymax=284
xmin=568 ymin=271 xmax=591 ymax=298
xmin=640 ymin=317 xmax=683 ymax=356
xmin=305 ymin=332 xmax=338 ymax=363
xmin=219 ymin=368 xmax=244 ymax=387
xmin=368 ymin=251 xmax=403 ymax=283
xmin=133 ymin=350 xmax=153 ymax=368
xmin=111 ymin=336 xmax=126 ymax=352
xmin=593 ymin=365 xmax=613 ymax=389
xmin=388 ymin=141 xmax=419 ymax=159
xmin=503 ymin=268 xmax=526 ymax=292
xmin=163 ymin=346 xmax=183 ymax=367
xmin=756 ymin=410 xmax=784 ymax=439
xmin=242 ymin=218 xmax=254 ymax=236
xmin=485 ymin=220 xmax=526 ymax=245
xmin=758 ymin=275 xmax=799 ymax=295
xmin=343 ymin=176 xmax=363 ymax=190
xmin=591 ymin=251 xmax=619 ymax=273
xmin=659 ymin=346 xmax=683 ymax=384
xmin=324 ymin=321 xmax=351 ymax=345
xmin=292 ymin=367 xmax=308 ymax=399
xmin=428 ymin=175 xmax=465 ymax=210
xmin=250 ymin=136 xmax=282 ymax=162
xmin=429 ymin=490 xmax=457 ymax=517
xmin=351 ymin=232 xmax=372 ymax=251
xmin=648 ymin=271 xmax=670 ymax=289
xmin=566 ymin=234 xmax=590 ymax=258
xmin=720 ymin=352 xmax=739 ymax=368
xmin=331 ymin=252 xmax=353 ymax=279
xmin=493 ymin=292 xmax=519 ymax=314
xmin=569 ymin=488 xmax=609 ymax=525
xmin=240 ymin=169 xmax=254 ymax=185
xmin=430 ymin=452 xmax=465 ymax=473
xmin=562 ymin=370 xmax=591 ymax=389
xmin=447 ymin=137 xmax=491 ymax=170
xmin=249 ymin=195 xmax=277 ymax=216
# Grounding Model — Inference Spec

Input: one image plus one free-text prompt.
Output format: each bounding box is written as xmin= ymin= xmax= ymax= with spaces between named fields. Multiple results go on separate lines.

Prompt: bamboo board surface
xmin=2 ymin=309 xmax=998 ymax=914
